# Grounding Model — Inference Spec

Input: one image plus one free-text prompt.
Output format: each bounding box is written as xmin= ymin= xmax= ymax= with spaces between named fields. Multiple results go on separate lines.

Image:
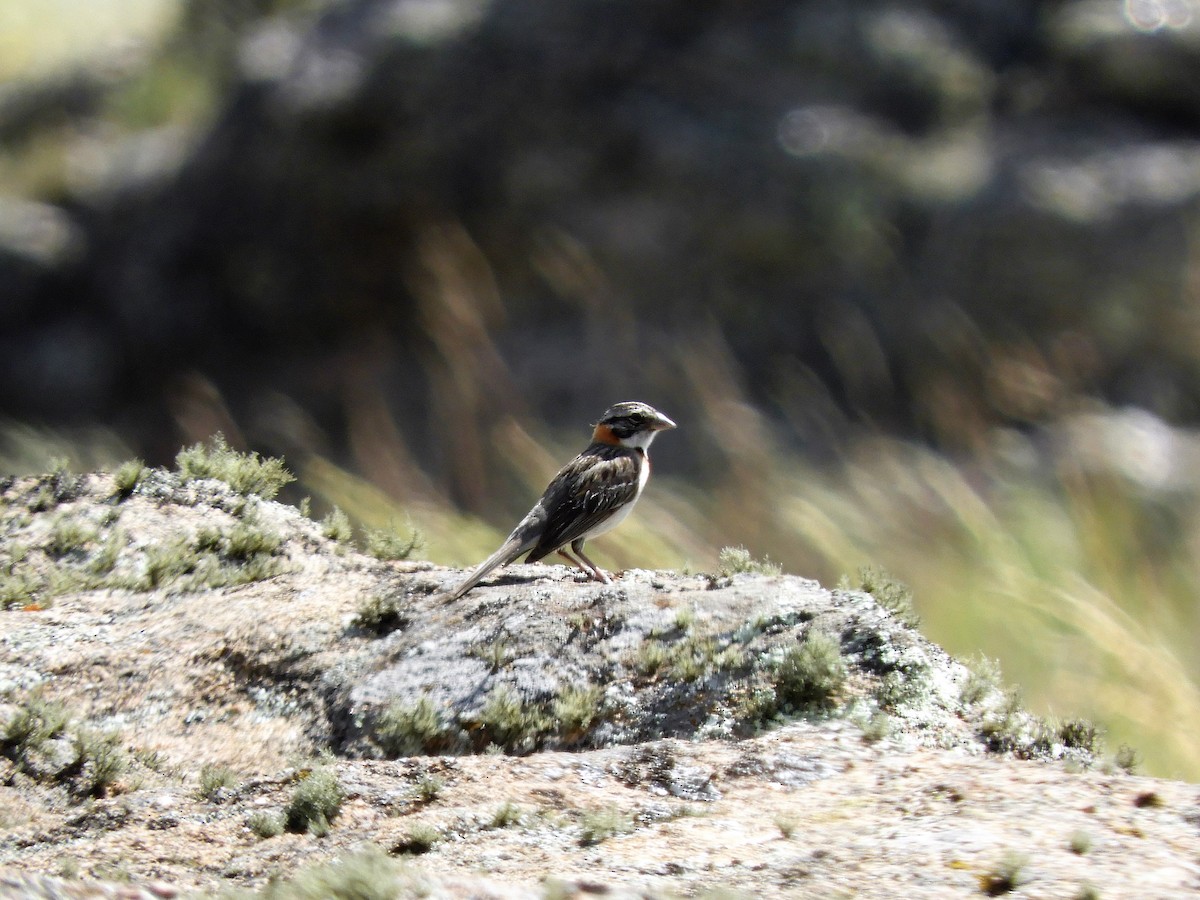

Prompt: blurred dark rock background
xmin=4 ymin=0 xmax=1200 ymax=509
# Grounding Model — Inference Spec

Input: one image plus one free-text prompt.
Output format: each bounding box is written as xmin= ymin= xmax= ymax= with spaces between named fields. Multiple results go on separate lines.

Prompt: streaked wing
xmin=528 ymin=446 xmax=642 ymax=557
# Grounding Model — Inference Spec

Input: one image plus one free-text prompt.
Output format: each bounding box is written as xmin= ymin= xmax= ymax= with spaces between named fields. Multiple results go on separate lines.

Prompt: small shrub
xmin=1115 ymin=744 xmax=1140 ymax=774
xmin=979 ymin=852 xmax=1026 ymax=896
xmin=733 ymin=678 xmax=779 ymax=727
xmin=91 ymin=863 xmax=132 ymax=883
xmin=1069 ymin=830 xmax=1092 ymax=855
xmin=376 ymin=697 xmax=447 ymax=758
xmin=175 ymin=434 xmax=294 ymax=500
xmin=858 ymin=710 xmax=892 ymax=744
xmin=285 ymin=767 xmax=344 ymax=835
xmin=89 ymin=530 xmax=125 ymax=577
xmin=414 ymin=775 xmax=443 ymax=803
xmin=57 ymin=859 xmax=80 ymax=880
xmin=362 ymin=523 xmax=423 ymax=561
xmin=855 ymin=565 xmax=919 ymax=628
xmin=478 ymin=685 xmax=550 ymax=752
xmin=223 ymin=521 xmax=282 ymax=561
xmin=28 ymin=461 xmax=82 ymax=512
xmin=775 ymin=815 xmax=798 ymax=839
xmin=774 ymin=631 xmax=847 ymax=711
xmin=579 ymin=807 xmax=632 ymax=846
xmin=197 ymin=764 xmax=237 ymax=800
xmin=959 ymin=655 xmax=1003 ymax=706
xmin=392 ymin=823 xmax=440 ymax=855
xmin=135 ymin=520 xmax=285 ymax=593
xmin=73 ymin=729 xmax=127 ymax=798
xmin=980 ymin=688 xmax=1025 ymax=753
xmin=635 ymin=639 xmax=670 ymax=676
xmin=2 ymin=694 xmax=70 ymax=765
xmin=490 ymin=801 xmax=523 ymax=828
xmin=262 ymin=847 xmax=403 ymax=897
xmin=45 ymin=517 xmax=96 ymax=559
xmin=634 ymin=633 xmax=745 ymax=683
xmin=553 ymin=684 xmax=604 ymax=738
xmin=717 ymin=546 xmax=781 ymax=577
xmin=111 ymin=459 xmax=146 ymax=500
xmin=352 ymin=593 xmax=409 ymax=635
xmin=673 ymin=634 xmax=747 ymax=682
xmin=470 ymin=638 xmax=511 ymax=672
xmin=133 ymin=748 xmax=168 ymax=772
xmin=0 ymin=568 xmax=38 ymax=609
xmin=320 ymin=507 xmax=353 ymax=543
xmin=140 ymin=537 xmax=201 ymax=590
xmin=873 ymin=660 xmax=932 ymax=711
xmin=1058 ymin=718 xmax=1102 ymax=755
xmin=248 ymin=810 xmax=284 ymax=839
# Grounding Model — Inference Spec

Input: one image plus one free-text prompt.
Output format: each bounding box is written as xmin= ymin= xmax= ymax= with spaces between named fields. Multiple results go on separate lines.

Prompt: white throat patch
xmin=620 ymin=430 xmax=659 ymax=452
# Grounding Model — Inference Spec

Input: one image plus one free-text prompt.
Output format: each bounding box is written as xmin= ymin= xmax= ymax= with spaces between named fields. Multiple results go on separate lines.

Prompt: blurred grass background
xmin=3 ymin=0 xmax=1200 ymax=781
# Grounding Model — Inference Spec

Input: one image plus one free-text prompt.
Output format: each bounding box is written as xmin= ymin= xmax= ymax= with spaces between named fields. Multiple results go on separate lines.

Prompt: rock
xmin=1 ymin=466 xmax=1198 ymax=897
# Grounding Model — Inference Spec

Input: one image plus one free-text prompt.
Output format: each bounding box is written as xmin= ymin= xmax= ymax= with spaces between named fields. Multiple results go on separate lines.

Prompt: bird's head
xmin=592 ymin=401 xmax=676 ymax=449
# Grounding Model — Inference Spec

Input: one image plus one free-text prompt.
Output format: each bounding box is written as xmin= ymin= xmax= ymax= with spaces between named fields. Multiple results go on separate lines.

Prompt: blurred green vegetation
xmin=0 ymin=0 xmax=174 ymax=83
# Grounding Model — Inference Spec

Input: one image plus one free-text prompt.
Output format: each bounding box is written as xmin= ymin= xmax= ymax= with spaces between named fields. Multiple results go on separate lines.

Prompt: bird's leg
xmin=570 ymin=539 xmax=612 ymax=584
xmin=557 ymin=548 xmax=607 ymax=583
xmin=556 ymin=548 xmax=589 ymax=577
xmin=556 ymin=548 xmax=605 ymax=582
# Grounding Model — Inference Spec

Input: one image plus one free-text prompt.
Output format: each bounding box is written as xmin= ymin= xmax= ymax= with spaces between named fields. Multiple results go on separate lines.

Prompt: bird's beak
xmin=652 ymin=413 xmax=677 ymax=431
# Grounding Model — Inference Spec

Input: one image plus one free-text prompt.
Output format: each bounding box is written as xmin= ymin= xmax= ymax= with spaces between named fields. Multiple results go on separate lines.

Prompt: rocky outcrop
xmin=1 ymin=466 xmax=1198 ymax=897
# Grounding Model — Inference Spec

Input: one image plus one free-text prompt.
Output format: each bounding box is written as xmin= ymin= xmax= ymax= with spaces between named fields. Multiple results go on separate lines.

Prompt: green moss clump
xmin=1 ymin=694 xmax=126 ymax=798
xmin=2 ymin=693 xmax=71 ymax=766
xmin=717 ymin=546 xmax=782 ymax=577
xmin=552 ymin=684 xmax=604 ymax=738
xmin=489 ymin=801 xmax=523 ymax=828
xmin=853 ymin=565 xmax=919 ymax=628
xmin=362 ymin=522 xmax=423 ymax=561
xmin=320 ymin=507 xmax=353 ymax=543
xmin=258 ymin=847 xmax=406 ymax=896
xmin=45 ymin=516 xmax=96 ymax=559
xmin=197 ymin=763 xmax=238 ymax=800
xmin=248 ymin=810 xmax=284 ymax=839
xmin=175 ymin=434 xmax=294 ymax=500
xmin=773 ymin=631 xmax=847 ymax=711
xmin=578 ymin=807 xmax=633 ymax=846
xmin=111 ymin=459 xmax=147 ymax=500
xmin=285 ymin=767 xmax=344 ymax=836
xmin=478 ymin=685 xmax=550 ymax=752
xmin=352 ymin=593 xmax=410 ymax=636
xmin=1058 ymin=718 xmax=1102 ymax=755
xmin=392 ymin=823 xmax=441 ymax=855
xmin=376 ymin=698 xmax=450 ymax=758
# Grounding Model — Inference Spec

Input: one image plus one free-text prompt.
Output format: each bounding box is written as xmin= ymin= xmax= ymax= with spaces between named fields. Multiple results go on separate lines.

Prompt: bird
xmin=445 ymin=401 xmax=676 ymax=601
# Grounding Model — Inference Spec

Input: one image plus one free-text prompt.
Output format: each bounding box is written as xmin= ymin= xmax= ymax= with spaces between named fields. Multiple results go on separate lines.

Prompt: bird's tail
xmin=444 ymin=535 xmax=532 ymax=602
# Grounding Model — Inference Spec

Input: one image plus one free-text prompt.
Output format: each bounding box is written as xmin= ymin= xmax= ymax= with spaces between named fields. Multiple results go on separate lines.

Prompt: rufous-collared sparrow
xmin=445 ymin=401 xmax=677 ymax=601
